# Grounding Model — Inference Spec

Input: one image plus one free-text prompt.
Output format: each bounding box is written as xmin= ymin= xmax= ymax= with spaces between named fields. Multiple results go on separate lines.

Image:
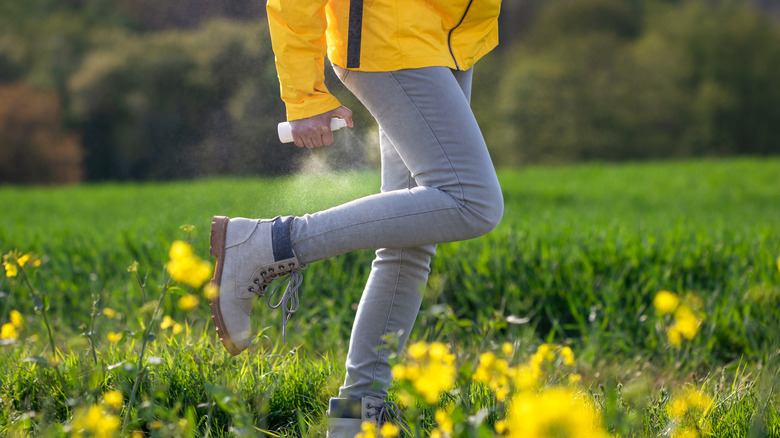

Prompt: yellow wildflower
xmin=103 ymin=390 xmax=123 ymax=411
xmin=160 ymin=315 xmax=175 ymax=330
xmin=5 ymin=263 xmax=18 ymax=278
xmin=131 ymin=431 xmax=144 ymax=438
xmin=1 ymin=322 xmax=18 ymax=340
xmin=150 ymin=420 xmax=163 ymax=429
xmin=397 ymin=341 xmax=457 ymax=404
xmin=479 ymin=351 xmax=495 ymax=368
xmin=435 ymin=409 xmax=454 ymax=435
xmin=537 ymin=343 xmax=553 ymax=360
xmin=654 ymin=290 xmax=680 ymax=315
xmin=673 ymin=305 xmax=700 ymax=340
xmin=158 ymin=315 xmax=183 ymax=335
xmin=102 ymin=308 xmax=116 ymax=319
xmin=356 ymin=421 xmax=378 ymax=438
xmin=429 ymin=342 xmax=452 ymax=363
xmin=17 ymin=254 xmax=30 ymax=267
xmin=166 ymin=241 xmax=212 ymax=288
xmin=169 ymin=240 xmax=193 ymax=260
xmin=392 ymin=364 xmax=407 ymax=380
xmin=380 ymin=422 xmax=399 ymax=438
xmin=560 ymin=346 xmax=575 ymax=366
xmin=178 ymin=294 xmax=200 ymax=311
xmin=127 ymin=261 xmax=138 ymax=273
xmin=502 ymin=342 xmax=514 ymax=356
xmin=71 ymin=405 xmax=120 ymax=438
xmin=568 ymin=373 xmax=583 ymax=384
xmin=106 ymin=332 xmax=123 ymax=343
xmin=10 ymin=310 xmax=23 ymax=328
xmin=33 ymin=259 xmax=41 ymax=267
xmin=495 ymin=420 xmax=508 ymax=434
xmin=474 ymin=351 xmax=514 ymax=401
xmin=673 ymin=428 xmax=699 ymax=438
xmin=667 ymin=326 xmax=682 ymax=347
xmin=514 ymin=364 xmax=541 ymax=391
xmin=203 ymin=283 xmax=219 ymax=300
xmin=530 ymin=343 xmax=555 ymax=369
xmin=167 ymin=257 xmax=212 ymax=289
xmin=408 ymin=342 xmax=427 ymax=360
xmin=406 ymin=363 xmax=422 ymax=380
xmin=669 ymin=387 xmax=712 ymax=420
xmin=505 ymin=387 xmax=610 ymax=438
xmin=414 ymin=360 xmax=456 ymax=403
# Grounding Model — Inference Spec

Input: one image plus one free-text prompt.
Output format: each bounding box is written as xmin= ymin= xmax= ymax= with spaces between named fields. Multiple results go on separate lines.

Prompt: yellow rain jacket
xmin=267 ymin=0 xmax=502 ymax=120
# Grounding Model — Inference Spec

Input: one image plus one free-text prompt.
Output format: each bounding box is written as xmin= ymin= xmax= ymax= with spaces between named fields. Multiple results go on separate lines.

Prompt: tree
xmin=0 ymin=83 xmax=83 ymax=184
xmin=68 ymin=20 xmax=313 ymax=180
xmin=485 ymin=0 xmax=780 ymax=166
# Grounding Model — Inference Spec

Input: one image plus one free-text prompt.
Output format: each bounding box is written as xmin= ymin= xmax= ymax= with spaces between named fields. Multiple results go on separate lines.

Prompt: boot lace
xmin=248 ymin=261 xmax=303 ymax=344
xmin=365 ymin=400 xmax=411 ymax=436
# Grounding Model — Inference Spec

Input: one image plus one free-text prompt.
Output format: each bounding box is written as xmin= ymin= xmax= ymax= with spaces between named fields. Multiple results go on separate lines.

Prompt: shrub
xmin=0 ymin=83 xmax=83 ymax=184
xmin=68 ymin=20 xmax=307 ymax=180
xmin=486 ymin=0 xmax=780 ymax=166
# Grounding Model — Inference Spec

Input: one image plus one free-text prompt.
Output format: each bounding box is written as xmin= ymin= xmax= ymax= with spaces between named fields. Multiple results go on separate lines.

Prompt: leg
xmin=336 ymin=67 xmax=482 ymax=399
xmin=326 ymin=132 xmax=434 ymax=438
xmin=209 ymin=67 xmax=501 ymax=363
xmin=290 ymin=66 xmax=503 ymax=264
xmin=338 ymin=126 xmax=436 ymax=400
xmin=326 ymin=68 xmax=489 ymax=436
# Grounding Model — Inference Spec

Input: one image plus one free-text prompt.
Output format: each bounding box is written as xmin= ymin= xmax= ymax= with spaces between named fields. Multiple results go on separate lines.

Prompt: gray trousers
xmin=289 ymin=66 xmax=504 ymax=400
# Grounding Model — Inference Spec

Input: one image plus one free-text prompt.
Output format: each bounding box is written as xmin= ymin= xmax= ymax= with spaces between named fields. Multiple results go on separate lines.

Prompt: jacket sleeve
xmin=267 ymin=0 xmax=342 ymax=121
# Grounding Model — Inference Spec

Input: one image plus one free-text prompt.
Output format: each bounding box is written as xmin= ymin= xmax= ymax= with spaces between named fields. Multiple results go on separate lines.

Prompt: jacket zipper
xmin=346 ymin=0 xmax=365 ymax=68
xmin=447 ymin=0 xmax=475 ymax=70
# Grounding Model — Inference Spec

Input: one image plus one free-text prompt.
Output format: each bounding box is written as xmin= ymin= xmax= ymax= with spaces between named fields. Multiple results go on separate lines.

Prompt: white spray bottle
xmin=277 ymin=118 xmax=349 ymax=143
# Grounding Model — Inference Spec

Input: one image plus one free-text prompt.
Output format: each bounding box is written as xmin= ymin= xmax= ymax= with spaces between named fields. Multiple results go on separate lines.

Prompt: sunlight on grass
xmin=0 ymin=159 xmax=779 ymax=436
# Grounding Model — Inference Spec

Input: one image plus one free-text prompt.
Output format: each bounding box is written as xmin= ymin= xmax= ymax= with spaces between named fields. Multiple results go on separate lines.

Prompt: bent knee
xmin=476 ymin=196 xmax=504 ymax=235
xmin=462 ymin=188 xmax=504 ymax=239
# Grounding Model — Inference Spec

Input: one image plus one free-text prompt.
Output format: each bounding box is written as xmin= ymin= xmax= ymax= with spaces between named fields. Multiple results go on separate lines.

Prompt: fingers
xmin=293 ymin=125 xmax=333 ymax=149
xmin=333 ymin=106 xmax=354 ymax=128
xmin=288 ymin=105 xmax=352 ymax=148
xmin=289 ymin=118 xmax=324 ymax=148
xmin=291 ymin=123 xmax=334 ymax=148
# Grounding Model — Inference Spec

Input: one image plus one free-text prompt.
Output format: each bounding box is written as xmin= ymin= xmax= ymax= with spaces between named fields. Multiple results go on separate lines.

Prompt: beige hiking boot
xmin=326 ymin=396 xmax=409 ymax=438
xmin=209 ymin=215 xmax=304 ymax=355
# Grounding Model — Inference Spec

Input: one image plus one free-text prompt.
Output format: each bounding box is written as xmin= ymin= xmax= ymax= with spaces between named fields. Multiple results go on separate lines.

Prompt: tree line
xmin=1 ymin=0 xmax=779 ymax=184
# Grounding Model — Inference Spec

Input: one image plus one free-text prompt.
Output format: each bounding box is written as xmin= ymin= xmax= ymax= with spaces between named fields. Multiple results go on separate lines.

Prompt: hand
xmin=289 ymin=106 xmax=353 ymax=149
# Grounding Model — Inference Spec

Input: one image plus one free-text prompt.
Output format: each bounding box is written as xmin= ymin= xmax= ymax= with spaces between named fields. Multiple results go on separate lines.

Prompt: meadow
xmin=0 ymin=158 xmax=779 ymax=437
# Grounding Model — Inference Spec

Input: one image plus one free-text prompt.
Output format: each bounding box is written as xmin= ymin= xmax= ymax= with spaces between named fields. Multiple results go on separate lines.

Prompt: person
xmin=209 ymin=0 xmax=504 ymax=436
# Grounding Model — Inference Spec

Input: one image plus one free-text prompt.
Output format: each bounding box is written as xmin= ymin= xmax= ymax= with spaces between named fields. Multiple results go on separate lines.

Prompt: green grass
xmin=1 ymin=158 xmax=779 ymax=436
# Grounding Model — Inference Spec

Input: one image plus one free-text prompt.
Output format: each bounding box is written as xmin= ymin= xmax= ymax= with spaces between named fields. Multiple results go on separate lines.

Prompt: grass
xmin=0 ymin=158 xmax=779 ymax=436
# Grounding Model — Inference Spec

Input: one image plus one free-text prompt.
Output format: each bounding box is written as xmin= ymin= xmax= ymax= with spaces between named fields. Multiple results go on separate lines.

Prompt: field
xmin=1 ymin=158 xmax=779 ymax=437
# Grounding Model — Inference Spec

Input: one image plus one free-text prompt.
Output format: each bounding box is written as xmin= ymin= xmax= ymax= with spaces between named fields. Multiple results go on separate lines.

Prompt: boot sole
xmin=209 ymin=216 xmax=242 ymax=356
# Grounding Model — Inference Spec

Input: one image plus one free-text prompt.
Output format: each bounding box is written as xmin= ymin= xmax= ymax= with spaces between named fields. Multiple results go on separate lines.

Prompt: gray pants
xmin=289 ymin=66 xmax=504 ymax=400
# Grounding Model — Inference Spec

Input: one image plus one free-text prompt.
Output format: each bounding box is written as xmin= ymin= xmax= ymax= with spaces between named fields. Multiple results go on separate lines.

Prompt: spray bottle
xmin=277 ymin=118 xmax=349 ymax=143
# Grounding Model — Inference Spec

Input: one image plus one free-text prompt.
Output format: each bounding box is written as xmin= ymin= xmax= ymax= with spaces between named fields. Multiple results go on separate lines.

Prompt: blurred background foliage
xmin=1 ymin=0 xmax=779 ymax=184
